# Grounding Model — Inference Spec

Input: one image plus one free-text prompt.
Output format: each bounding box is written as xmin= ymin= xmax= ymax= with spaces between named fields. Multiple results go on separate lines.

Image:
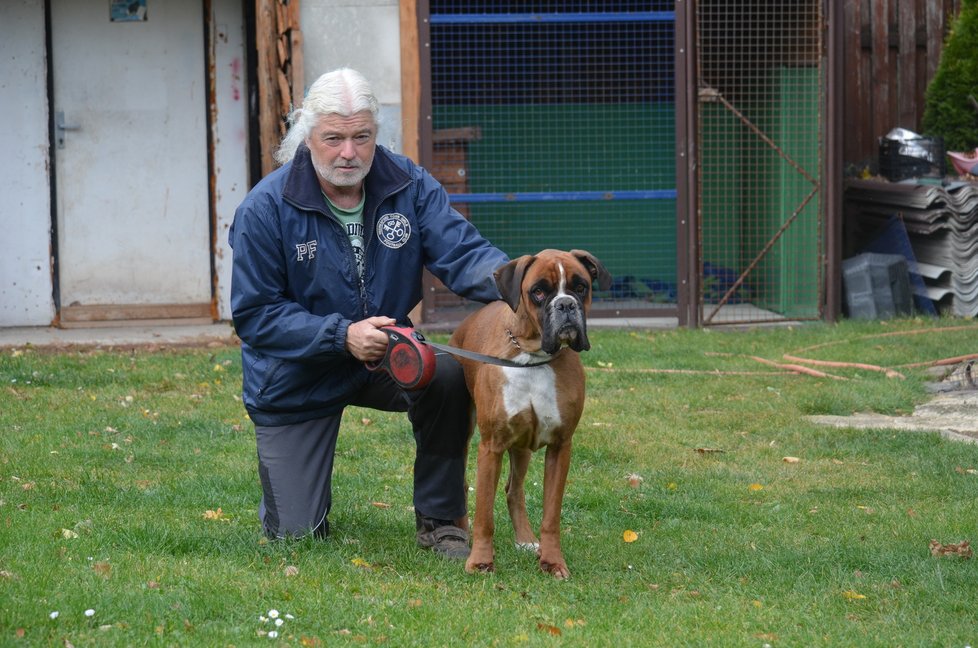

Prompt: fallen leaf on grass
xmin=782 ymin=456 xmax=800 ymax=464
xmin=623 ymin=530 xmax=639 ymax=543
xmin=60 ymin=528 xmax=79 ymax=539
xmin=284 ymin=565 xmax=299 ymax=577
xmin=929 ymin=539 xmax=972 ymax=558
xmin=842 ymin=590 xmax=866 ymax=600
xmin=537 ymin=623 xmax=562 ymax=637
xmin=748 ymin=483 xmax=764 ymax=492
xmin=371 ymin=501 xmax=392 ymax=509
xmin=202 ymin=508 xmax=227 ymax=521
xmin=92 ymin=561 xmax=111 ymax=578
xmin=625 ymin=473 xmax=644 ymax=488
xmin=695 ymin=447 xmax=725 ymax=454
xmin=351 ymin=557 xmax=372 ymax=569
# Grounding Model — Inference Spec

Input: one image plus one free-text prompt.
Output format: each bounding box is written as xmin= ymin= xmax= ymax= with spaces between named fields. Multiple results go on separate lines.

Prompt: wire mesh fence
xmin=695 ymin=0 xmax=825 ymax=325
xmin=426 ymin=1 xmax=677 ymax=319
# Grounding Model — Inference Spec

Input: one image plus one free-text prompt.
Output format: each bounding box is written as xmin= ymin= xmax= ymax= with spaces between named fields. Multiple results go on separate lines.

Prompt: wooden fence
xmin=255 ymin=0 xmax=304 ymax=176
xmin=842 ymin=0 xmax=962 ymax=166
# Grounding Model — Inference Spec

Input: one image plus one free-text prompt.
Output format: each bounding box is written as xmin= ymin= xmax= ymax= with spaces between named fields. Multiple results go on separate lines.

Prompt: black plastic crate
xmin=878 ymin=136 xmax=946 ymax=182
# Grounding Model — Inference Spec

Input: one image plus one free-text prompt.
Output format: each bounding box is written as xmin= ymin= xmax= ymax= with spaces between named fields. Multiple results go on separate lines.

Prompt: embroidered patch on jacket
xmin=295 ymin=240 xmax=318 ymax=261
xmin=376 ymin=213 xmax=411 ymax=249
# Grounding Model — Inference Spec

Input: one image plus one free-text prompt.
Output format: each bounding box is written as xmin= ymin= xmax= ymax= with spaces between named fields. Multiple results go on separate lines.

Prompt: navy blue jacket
xmin=229 ymin=144 xmax=508 ymax=426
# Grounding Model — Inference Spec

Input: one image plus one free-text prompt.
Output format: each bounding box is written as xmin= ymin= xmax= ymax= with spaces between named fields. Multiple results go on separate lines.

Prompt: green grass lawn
xmin=1 ymin=318 xmax=977 ymax=646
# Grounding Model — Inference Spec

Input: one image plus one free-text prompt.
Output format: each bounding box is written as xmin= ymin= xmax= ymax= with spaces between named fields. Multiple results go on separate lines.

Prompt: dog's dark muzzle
xmin=542 ymin=298 xmax=589 ymax=354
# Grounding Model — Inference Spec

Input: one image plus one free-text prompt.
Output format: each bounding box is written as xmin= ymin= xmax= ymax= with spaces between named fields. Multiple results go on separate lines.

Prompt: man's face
xmin=306 ymin=112 xmax=377 ymax=190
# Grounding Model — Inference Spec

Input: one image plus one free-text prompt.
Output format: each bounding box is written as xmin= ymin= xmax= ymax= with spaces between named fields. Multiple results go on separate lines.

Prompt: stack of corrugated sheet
xmin=845 ymin=179 xmax=978 ymax=317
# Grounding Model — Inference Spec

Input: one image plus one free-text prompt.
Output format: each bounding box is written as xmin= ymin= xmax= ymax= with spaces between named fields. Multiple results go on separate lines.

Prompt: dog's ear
xmin=570 ymin=249 xmax=612 ymax=291
xmin=494 ymin=255 xmax=537 ymax=312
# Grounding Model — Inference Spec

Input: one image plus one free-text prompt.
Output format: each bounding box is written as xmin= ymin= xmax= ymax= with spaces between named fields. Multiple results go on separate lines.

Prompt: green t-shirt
xmin=324 ymin=192 xmax=366 ymax=278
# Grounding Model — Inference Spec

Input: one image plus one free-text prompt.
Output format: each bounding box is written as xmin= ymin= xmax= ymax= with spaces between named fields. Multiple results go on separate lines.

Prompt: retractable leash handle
xmin=365 ymin=326 xmax=437 ymax=390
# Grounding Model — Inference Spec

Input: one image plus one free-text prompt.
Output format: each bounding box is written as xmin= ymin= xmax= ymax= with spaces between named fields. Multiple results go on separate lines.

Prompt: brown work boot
xmin=416 ymin=511 xmax=470 ymax=559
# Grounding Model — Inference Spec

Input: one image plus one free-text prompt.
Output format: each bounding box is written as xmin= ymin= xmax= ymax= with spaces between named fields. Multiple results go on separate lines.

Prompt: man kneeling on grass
xmin=228 ymin=68 xmax=508 ymax=557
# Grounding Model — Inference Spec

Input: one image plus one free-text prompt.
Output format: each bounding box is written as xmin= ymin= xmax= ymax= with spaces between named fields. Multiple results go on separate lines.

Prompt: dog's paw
xmin=465 ymin=559 xmax=494 ymax=574
xmin=539 ymin=559 xmax=570 ymax=580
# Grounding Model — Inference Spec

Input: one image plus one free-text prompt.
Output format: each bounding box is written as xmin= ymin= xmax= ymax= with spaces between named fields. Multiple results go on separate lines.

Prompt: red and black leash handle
xmin=364 ymin=326 xmax=437 ymax=390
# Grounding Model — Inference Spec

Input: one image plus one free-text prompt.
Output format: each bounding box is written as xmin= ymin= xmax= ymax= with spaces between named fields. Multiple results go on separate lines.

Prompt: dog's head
xmin=494 ymin=249 xmax=611 ymax=354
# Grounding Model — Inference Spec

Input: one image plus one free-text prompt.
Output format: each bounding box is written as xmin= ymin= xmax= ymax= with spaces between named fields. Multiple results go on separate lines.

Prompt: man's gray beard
xmin=311 ymin=156 xmax=369 ymax=188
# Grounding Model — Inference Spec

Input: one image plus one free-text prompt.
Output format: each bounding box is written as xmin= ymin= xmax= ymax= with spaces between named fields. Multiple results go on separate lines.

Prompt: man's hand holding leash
xmin=345 ymin=316 xmax=396 ymax=362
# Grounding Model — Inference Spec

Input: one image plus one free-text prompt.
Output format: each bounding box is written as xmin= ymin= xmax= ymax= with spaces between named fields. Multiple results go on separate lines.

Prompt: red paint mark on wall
xmin=230 ymin=57 xmax=241 ymax=101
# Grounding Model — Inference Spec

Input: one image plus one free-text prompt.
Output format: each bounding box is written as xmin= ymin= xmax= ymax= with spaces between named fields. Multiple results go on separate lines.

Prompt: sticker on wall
xmin=110 ymin=0 xmax=147 ymax=22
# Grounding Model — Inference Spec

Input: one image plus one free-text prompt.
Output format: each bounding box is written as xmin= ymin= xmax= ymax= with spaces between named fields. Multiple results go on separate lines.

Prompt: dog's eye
xmin=574 ymin=283 xmax=589 ymax=296
xmin=530 ymin=287 xmax=547 ymax=303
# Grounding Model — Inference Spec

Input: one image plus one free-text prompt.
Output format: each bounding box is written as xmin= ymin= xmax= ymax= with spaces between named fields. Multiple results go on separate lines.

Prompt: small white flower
xmin=275 ymin=618 xmax=284 ymax=627
xmin=268 ymin=631 xmax=278 ymax=639
xmin=259 ymin=616 xmax=268 ymax=623
xmin=267 ymin=609 xmax=279 ymax=619
xmin=49 ymin=611 xmax=59 ymax=620
xmin=285 ymin=613 xmax=295 ymax=620
xmin=84 ymin=609 xmax=95 ymax=617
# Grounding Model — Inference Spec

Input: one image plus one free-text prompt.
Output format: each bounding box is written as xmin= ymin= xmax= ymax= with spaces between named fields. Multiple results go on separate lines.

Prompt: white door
xmin=51 ymin=0 xmax=211 ymax=324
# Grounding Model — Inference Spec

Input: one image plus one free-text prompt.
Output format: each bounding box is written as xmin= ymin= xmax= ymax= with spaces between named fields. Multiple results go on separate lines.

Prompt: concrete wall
xmin=0 ymin=0 xmax=402 ymax=327
xmin=301 ymin=0 xmax=403 ymax=153
xmin=0 ymin=0 xmax=55 ymax=326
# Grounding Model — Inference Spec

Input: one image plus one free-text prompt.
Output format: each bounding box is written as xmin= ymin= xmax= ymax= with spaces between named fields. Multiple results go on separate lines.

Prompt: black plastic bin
xmin=878 ymin=136 xmax=945 ymax=182
xmin=842 ymin=253 xmax=913 ymax=319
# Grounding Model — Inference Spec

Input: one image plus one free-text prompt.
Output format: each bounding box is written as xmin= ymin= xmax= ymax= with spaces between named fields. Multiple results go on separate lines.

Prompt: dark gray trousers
xmin=255 ymin=353 xmax=471 ymax=539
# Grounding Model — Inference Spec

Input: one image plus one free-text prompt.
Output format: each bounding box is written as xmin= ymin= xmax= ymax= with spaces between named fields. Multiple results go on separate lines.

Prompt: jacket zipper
xmin=361 ymin=179 xmax=411 ymax=319
xmin=323 ymin=210 xmax=369 ymax=318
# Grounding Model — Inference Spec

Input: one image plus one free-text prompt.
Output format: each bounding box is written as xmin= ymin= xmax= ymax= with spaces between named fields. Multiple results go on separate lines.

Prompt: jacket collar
xmin=282 ymin=143 xmax=411 ymax=216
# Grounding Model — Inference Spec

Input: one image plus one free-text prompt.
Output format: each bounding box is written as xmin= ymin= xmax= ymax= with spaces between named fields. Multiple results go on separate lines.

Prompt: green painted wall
xmin=434 ymin=104 xmax=677 ymax=297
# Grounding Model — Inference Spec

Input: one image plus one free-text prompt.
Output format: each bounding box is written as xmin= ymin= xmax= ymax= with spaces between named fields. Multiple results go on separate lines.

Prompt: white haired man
xmin=229 ymin=68 xmax=508 ymax=557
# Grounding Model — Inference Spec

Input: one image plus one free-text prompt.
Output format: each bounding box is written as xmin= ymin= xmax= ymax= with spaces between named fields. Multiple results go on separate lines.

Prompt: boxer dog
xmin=450 ymin=249 xmax=611 ymax=579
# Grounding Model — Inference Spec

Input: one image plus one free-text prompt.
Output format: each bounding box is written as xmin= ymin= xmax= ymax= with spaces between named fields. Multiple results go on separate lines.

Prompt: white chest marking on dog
xmin=501 ymin=364 xmax=562 ymax=445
